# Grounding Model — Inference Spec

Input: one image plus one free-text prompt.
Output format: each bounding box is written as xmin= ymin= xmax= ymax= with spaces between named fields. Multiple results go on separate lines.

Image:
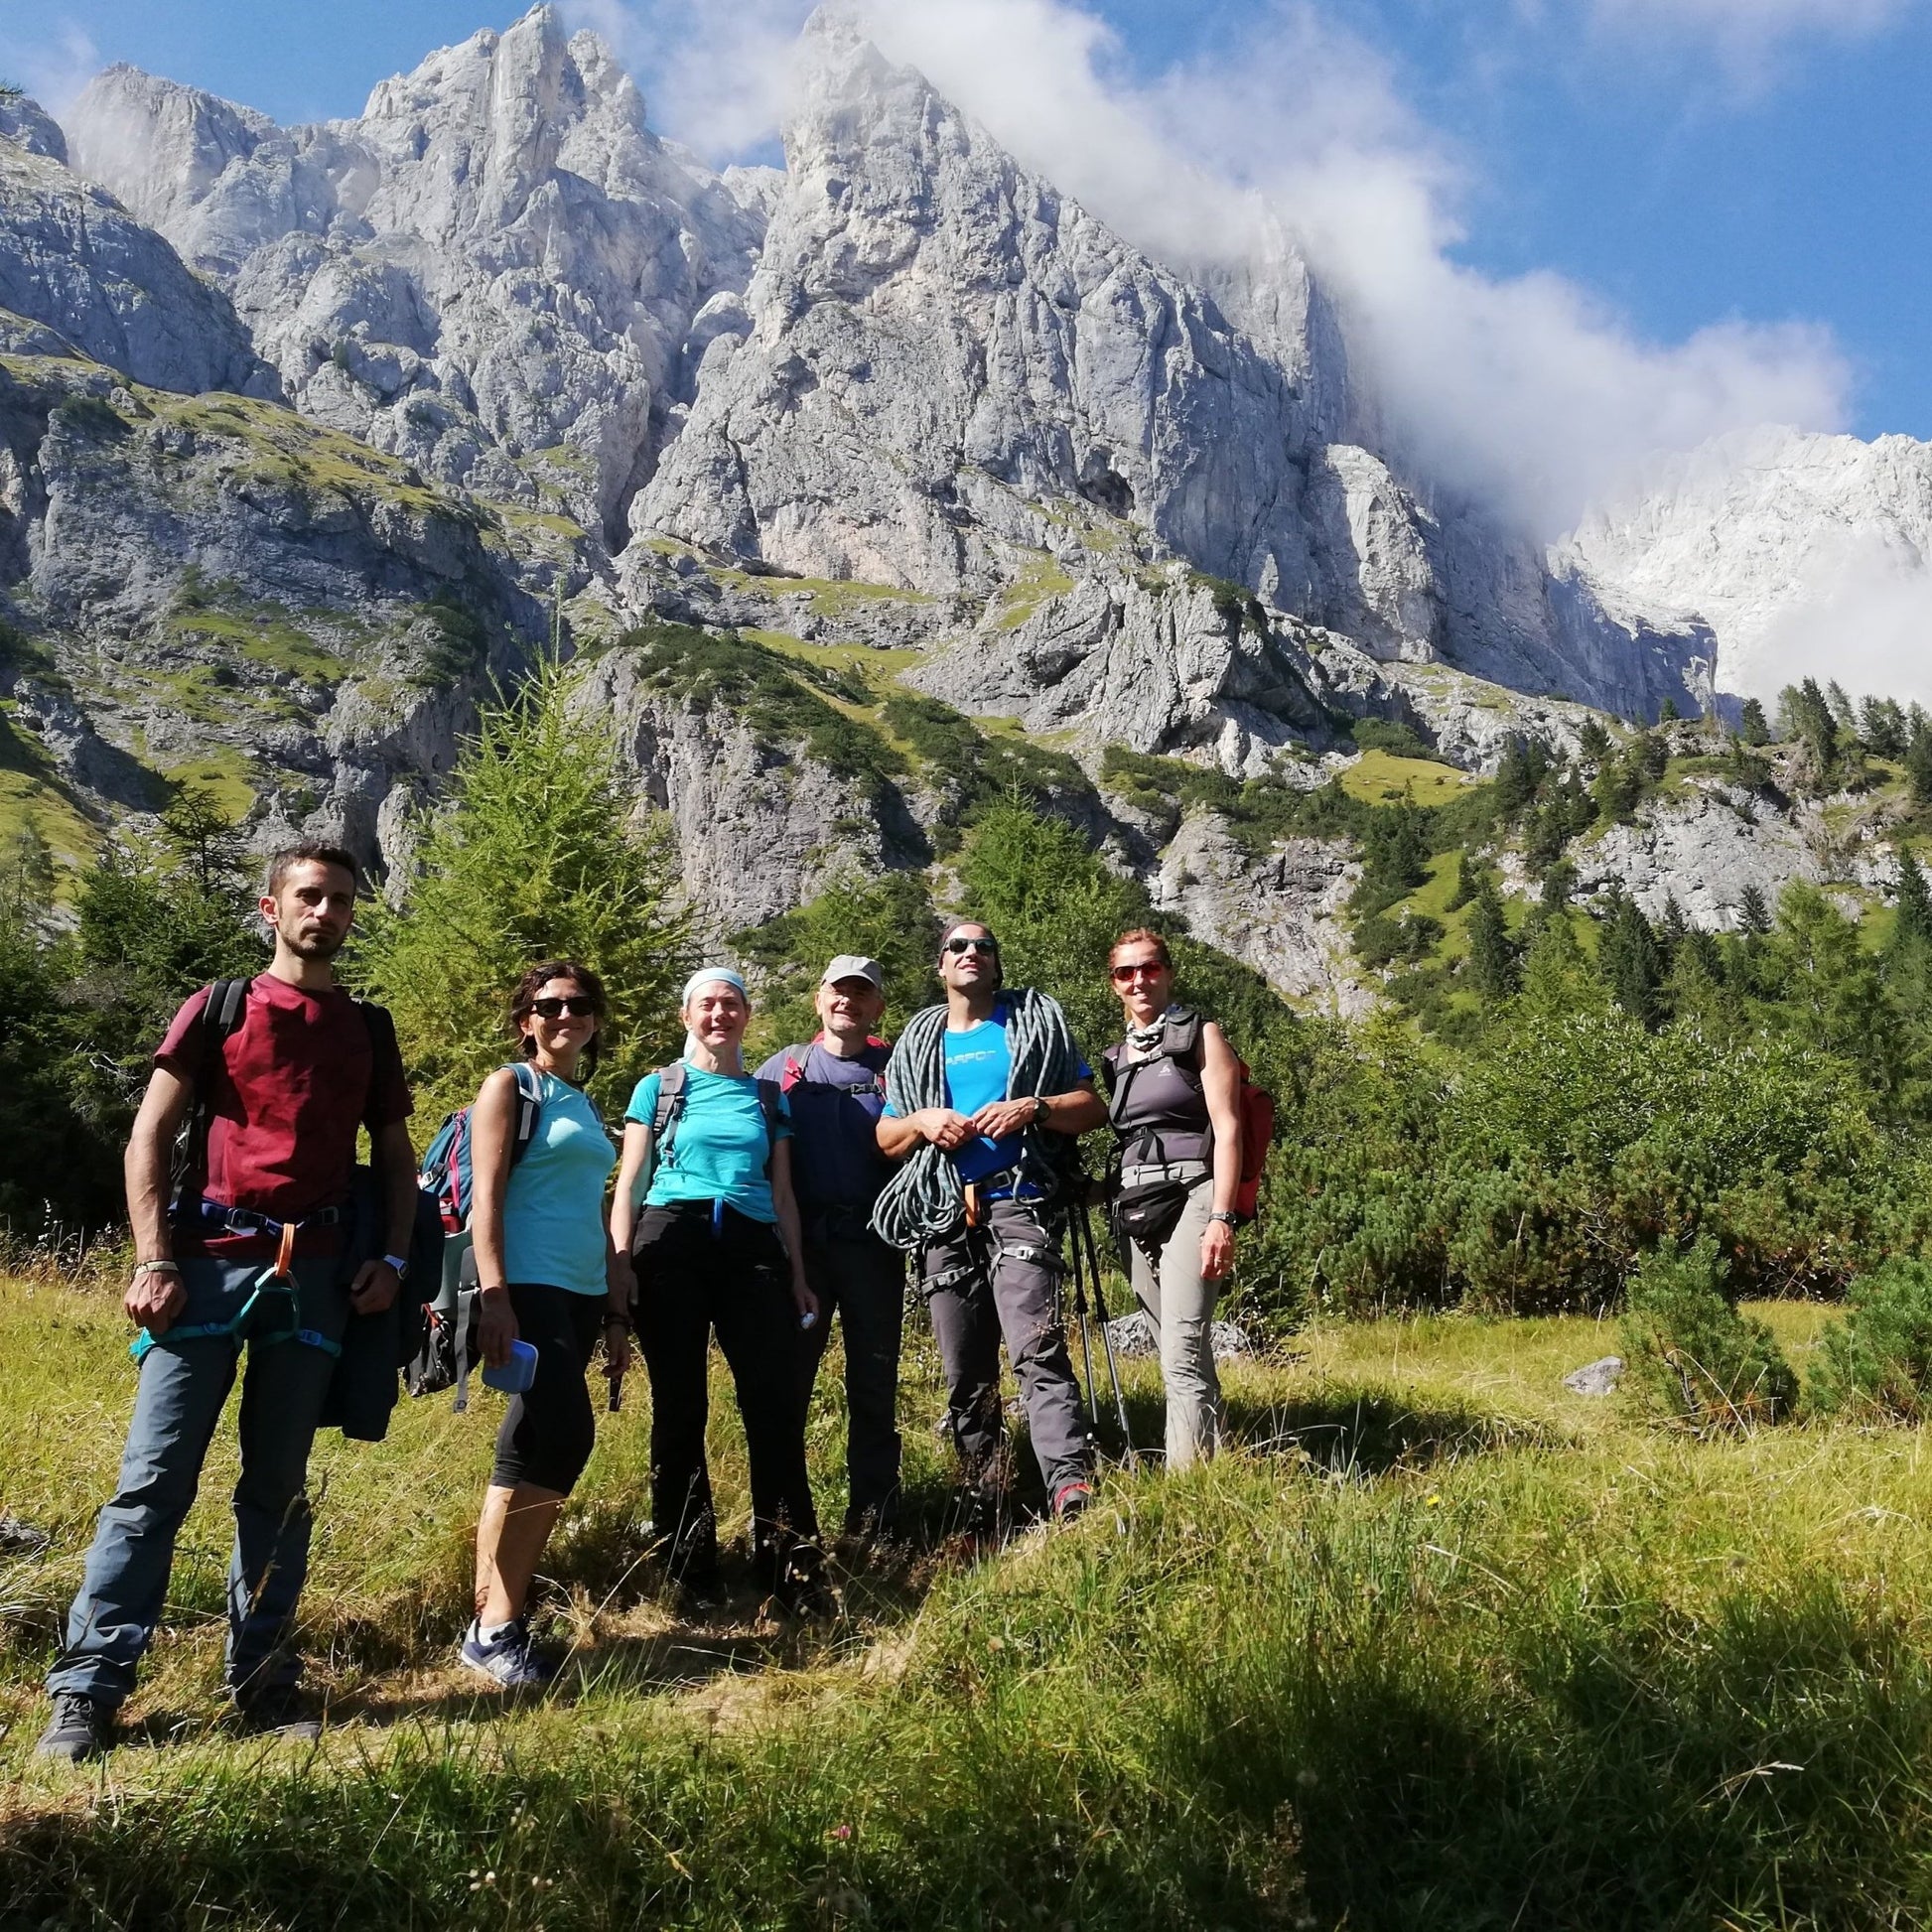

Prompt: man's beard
xmin=281 ymin=925 xmax=345 ymax=961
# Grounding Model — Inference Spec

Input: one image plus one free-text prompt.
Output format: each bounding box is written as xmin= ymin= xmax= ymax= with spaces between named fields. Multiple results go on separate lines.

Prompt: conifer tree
xmin=1736 ymin=883 xmax=1773 ymax=935
xmin=1893 ymin=846 xmax=1932 ymax=955
xmin=352 ymin=657 xmax=694 ymax=1122
xmin=1738 ymin=698 xmax=1770 ymax=747
xmin=1598 ymin=888 xmax=1667 ymax=1029
xmin=1466 ymin=877 xmax=1518 ymax=1004
xmin=1907 ymin=726 xmax=1932 ymax=807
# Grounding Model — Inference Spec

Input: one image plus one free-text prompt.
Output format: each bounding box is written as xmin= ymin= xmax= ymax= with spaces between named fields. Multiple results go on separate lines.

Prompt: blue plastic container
xmin=482 ymin=1338 xmax=538 ymax=1396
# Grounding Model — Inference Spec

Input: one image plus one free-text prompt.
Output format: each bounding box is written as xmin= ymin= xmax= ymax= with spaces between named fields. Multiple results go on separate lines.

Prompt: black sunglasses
xmin=530 ymin=995 xmax=598 ymax=1019
xmin=944 ymin=936 xmax=998 ymax=956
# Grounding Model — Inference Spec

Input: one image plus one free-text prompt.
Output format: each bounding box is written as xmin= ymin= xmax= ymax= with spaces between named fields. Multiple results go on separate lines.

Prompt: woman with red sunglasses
xmin=1098 ymin=930 xmax=1244 ymax=1469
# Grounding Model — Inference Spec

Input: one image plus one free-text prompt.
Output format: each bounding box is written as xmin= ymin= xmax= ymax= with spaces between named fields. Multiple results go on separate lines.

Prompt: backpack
xmin=406 ymin=1062 xmax=544 ymax=1406
xmin=1100 ymin=1011 xmax=1276 ymax=1225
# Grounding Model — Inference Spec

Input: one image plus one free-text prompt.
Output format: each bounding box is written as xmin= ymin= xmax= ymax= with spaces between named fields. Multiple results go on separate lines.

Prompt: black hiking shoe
xmin=233 ymin=1681 xmax=323 ymax=1741
xmin=768 ymin=1543 xmax=841 ymax=1621
xmin=35 ymin=1691 xmax=113 ymax=1763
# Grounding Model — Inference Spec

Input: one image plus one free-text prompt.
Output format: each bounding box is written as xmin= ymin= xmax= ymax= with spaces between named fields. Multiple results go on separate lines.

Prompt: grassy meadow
xmin=8 ymin=1278 xmax=1932 ymax=1928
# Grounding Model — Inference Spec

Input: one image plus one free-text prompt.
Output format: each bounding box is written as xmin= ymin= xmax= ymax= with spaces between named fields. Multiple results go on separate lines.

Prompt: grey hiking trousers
xmin=1124 ymin=1168 xmax=1224 ymax=1469
xmin=919 ymin=1194 xmax=1091 ymax=1498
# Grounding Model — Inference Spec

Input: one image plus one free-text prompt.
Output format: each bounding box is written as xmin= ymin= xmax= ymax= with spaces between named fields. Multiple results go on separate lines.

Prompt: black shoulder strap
xmin=756 ymin=1076 xmax=783 ymax=1147
xmin=179 ymin=978 xmax=250 ymax=1203
xmin=1166 ymin=1009 xmax=1205 ymax=1069
xmin=650 ymin=1061 xmax=688 ymax=1155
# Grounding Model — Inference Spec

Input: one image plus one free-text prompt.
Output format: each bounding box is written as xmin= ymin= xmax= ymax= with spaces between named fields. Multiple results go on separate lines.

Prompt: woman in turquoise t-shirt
xmin=611 ymin=967 xmax=832 ymax=1617
xmin=461 ymin=961 xmax=622 ymax=1689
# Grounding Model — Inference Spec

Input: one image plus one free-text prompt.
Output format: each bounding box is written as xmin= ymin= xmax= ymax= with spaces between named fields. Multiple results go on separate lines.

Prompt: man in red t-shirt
xmin=38 ymin=844 xmax=416 ymax=1762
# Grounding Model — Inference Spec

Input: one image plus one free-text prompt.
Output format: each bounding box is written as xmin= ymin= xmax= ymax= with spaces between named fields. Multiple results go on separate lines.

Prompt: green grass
xmin=0 ymin=710 xmax=98 ymax=873
xmin=11 ymin=1281 xmax=1932 ymax=1926
xmin=1337 ymin=749 xmax=1478 ymax=804
xmin=991 ymin=552 xmax=1077 ymax=630
xmin=708 ymin=567 xmax=939 ymax=623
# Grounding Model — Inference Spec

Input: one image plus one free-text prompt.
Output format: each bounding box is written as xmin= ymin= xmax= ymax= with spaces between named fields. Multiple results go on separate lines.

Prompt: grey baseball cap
xmin=821 ymin=954 xmax=885 ymax=991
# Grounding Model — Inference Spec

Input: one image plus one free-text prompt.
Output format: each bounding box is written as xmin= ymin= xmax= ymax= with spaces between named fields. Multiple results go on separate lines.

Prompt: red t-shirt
xmin=158 ymin=974 xmax=413 ymax=1236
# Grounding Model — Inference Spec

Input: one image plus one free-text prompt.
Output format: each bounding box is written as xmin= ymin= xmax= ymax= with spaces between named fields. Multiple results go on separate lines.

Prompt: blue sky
xmin=8 ymin=0 xmax=1926 ymax=450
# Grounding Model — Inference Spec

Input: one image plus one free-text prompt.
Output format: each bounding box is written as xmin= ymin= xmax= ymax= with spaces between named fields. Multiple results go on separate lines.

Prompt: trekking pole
xmin=1077 ymin=1203 xmax=1140 ymax=1472
xmin=1063 ymin=1215 xmax=1104 ymax=1445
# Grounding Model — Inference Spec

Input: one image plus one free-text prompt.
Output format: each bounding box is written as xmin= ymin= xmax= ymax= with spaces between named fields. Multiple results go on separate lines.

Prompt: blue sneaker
xmin=459 ymin=1617 xmax=558 ymax=1688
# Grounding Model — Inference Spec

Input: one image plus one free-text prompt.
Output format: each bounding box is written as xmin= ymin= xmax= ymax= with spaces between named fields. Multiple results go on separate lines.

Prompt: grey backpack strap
xmin=650 ymin=1061 xmax=689 ymax=1160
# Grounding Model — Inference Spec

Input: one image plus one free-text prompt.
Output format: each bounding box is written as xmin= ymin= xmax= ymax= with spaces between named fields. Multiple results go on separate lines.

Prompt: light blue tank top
xmin=501 ymin=1070 xmax=616 ymax=1296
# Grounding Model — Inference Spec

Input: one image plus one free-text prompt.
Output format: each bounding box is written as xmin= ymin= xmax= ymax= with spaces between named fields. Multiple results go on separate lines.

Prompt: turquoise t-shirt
xmin=625 ymin=1063 xmax=792 ymax=1224
xmin=500 ymin=1070 xmax=616 ymax=1296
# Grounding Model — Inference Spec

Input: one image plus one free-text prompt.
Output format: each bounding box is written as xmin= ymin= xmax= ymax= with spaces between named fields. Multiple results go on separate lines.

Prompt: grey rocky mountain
xmin=0 ymin=121 xmax=276 ymax=400
xmin=66 ymin=10 xmax=770 ymax=543
xmin=3 ymin=9 xmax=1926 ymax=1004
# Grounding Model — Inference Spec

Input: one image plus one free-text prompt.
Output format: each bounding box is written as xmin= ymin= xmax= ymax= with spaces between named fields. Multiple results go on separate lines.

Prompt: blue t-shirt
xmin=940 ymin=1010 xmax=1021 ymax=1181
xmin=500 ymin=1071 xmax=615 ymax=1297
xmin=755 ymin=1039 xmax=893 ymax=1212
xmin=624 ymin=1063 xmax=792 ymax=1223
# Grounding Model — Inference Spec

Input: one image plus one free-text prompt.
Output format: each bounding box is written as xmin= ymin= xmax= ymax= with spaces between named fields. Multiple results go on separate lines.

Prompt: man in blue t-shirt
xmin=876 ymin=920 xmax=1106 ymax=1528
xmin=757 ymin=955 xmax=903 ymax=1540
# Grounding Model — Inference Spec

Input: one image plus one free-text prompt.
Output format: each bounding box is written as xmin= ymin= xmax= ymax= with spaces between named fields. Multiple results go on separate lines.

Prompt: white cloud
xmin=1743 ymin=535 xmax=1932 ymax=708
xmin=11 ymin=23 xmax=101 ymax=115
xmin=1590 ymin=0 xmax=1915 ymax=67
xmin=574 ymin=0 xmax=1852 ymax=535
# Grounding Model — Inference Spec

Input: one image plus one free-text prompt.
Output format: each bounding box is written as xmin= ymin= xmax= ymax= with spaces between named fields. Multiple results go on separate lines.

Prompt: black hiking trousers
xmin=632 ymin=1201 xmax=818 ymax=1575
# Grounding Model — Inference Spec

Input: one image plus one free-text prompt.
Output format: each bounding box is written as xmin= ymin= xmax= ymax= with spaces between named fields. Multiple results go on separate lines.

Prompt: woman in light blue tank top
xmin=460 ymin=961 xmax=622 ymax=1688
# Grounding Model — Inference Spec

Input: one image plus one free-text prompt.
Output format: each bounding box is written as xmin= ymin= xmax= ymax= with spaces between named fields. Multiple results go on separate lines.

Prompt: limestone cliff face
xmin=0 ymin=122 xmax=277 ymax=400
xmin=65 ymin=10 xmax=768 ymax=541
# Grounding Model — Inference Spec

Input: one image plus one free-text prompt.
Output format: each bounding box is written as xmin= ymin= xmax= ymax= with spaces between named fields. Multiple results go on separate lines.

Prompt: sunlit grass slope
xmin=5 ymin=1281 xmax=1931 ymax=1930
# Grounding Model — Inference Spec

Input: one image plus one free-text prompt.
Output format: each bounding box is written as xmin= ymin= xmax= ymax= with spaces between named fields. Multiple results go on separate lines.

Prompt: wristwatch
xmin=1033 ymin=1094 xmax=1049 ymax=1125
xmin=381 ymin=1252 xmax=409 ymax=1279
xmin=1208 ymin=1211 xmax=1240 ymax=1228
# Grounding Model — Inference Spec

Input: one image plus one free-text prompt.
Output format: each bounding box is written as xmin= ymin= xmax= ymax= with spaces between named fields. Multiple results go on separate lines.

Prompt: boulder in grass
xmin=1563 ymin=1356 xmax=1623 ymax=1397
xmin=1105 ymin=1312 xmax=1254 ymax=1361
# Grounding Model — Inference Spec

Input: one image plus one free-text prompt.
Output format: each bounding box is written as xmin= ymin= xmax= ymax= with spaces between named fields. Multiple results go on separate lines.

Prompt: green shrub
xmin=1620 ymin=1235 xmax=1797 ymax=1430
xmin=1808 ymin=1258 xmax=1932 ymax=1419
xmin=1350 ymin=717 xmax=1436 ymax=759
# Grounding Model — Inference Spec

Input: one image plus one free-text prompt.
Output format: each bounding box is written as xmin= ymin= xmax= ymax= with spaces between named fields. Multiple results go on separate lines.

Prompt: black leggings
xmin=490 ymin=1283 xmax=604 ymax=1494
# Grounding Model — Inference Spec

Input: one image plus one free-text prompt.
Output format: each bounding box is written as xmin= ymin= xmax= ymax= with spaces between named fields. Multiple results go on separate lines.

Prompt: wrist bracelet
xmin=1208 ymin=1211 xmax=1240 ymax=1228
xmin=134 ymin=1259 xmax=182 ymax=1278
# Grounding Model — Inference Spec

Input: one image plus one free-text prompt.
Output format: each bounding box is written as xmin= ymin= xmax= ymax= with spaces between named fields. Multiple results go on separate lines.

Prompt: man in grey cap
xmin=757 ymin=957 xmax=903 ymax=1539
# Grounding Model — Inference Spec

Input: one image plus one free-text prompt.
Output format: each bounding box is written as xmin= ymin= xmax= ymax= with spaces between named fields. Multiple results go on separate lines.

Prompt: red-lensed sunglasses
xmin=1111 ymin=961 xmax=1167 ymax=982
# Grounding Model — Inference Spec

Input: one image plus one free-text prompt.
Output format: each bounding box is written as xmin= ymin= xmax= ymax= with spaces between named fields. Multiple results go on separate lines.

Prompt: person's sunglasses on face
xmin=944 ymin=936 xmax=998 ymax=956
xmin=530 ymin=995 xmax=598 ymax=1018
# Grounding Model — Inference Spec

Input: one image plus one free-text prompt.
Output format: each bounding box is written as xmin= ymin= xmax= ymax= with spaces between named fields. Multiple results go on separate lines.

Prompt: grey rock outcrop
xmin=1563 ymin=1357 xmax=1622 ymax=1397
xmin=910 ymin=568 xmax=1338 ymax=772
xmin=0 ymin=132 xmax=277 ymax=399
xmin=65 ymin=10 xmax=768 ymax=539
xmin=1568 ymin=778 xmax=1820 ymax=928
xmin=0 ymin=92 xmax=68 ymax=162
xmin=1147 ymin=813 xmax=1368 ymax=1013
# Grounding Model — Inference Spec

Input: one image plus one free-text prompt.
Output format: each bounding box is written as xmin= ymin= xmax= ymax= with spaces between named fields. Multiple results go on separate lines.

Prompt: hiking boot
xmin=459 ymin=1617 xmax=559 ymax=1690
xmin=1051 ymin=1479 xmax=1094 ymax=1524
xmin=768 ymin=1543 xmax=841 ymax=1621
xmin=35 ymin=1691 xmax=113 ymax=1763
xmin=234 ymin=1681 xmax=324 ymax=1741
xmin=0 ymin=1512 xmax=51 ymax=1557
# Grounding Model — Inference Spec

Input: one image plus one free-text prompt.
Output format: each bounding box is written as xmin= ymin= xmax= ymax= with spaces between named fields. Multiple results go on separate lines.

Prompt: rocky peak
xmin=0 ymin=132 xmax=278 ymax=399
xmin=0 ymin=92 xmax=68 ymax=163
xmin=61 ymin=7 xmax=767 ymax=540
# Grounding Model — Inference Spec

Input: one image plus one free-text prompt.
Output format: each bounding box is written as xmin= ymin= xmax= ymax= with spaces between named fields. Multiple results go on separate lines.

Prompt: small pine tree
xmin=1465 ymin=878 xmax=1518 ymax=1003
xmin=1907 ymin=727 xmax=1932 ymax=807
xmin=1893 ymin=847 xmax=1932 ymax=954
xmin=1738 ymin=698 xmax=1770 ymax=747
xmin=1621 ymin=1235 xmax=1797 ymax=1430
xmin=352 ymin=657 xmax=695 ymax=1123
xmin=1577 ymin=716 xmax=1612 ymax=762
xmin=1446 ymin=848 xmax=1480 ymax=912
xmin=1735 ymin=883 xmax=1773 ymax=935
xmin=1598 ymin=889 xmax=1666 ymax=1029
xmin=1657 ymin=697 xmax=1680 ymax=723
xmin=1592 ymin=755 xmax=1641 ymax=825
